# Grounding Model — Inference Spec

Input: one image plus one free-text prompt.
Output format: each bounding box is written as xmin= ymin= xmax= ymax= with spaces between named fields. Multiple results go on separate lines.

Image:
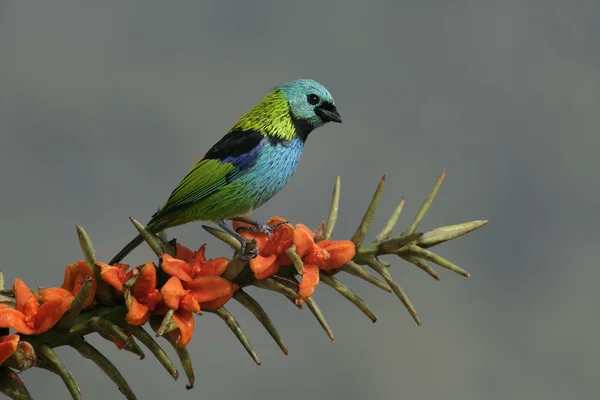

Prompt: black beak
xmin=315 ymin=102 xmax=342 ymax=123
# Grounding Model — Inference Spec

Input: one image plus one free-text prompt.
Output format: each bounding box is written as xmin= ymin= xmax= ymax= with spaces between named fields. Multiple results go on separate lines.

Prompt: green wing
xmin=153 ymin=158 xmax=235 ymax=219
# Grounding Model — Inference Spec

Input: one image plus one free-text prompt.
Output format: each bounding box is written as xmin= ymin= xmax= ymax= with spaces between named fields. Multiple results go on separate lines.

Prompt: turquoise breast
xmin=233 ymin=136 xmax=304 ymax=212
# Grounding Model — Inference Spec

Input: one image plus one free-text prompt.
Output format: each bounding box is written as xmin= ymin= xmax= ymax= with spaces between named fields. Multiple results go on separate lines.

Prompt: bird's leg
xmin=232 ymin=216 xmax=287 ymax=237
xmin=218 ymin=220 xmax=259 ymax=261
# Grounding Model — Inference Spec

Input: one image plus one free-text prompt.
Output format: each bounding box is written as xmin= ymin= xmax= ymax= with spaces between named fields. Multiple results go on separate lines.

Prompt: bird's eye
xmin=307 ymin=94 xmax=320 ymax=105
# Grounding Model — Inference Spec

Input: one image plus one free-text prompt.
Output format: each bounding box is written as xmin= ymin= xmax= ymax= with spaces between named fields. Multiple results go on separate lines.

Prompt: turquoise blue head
xmin=279 ymin=79 xmax=342 ymax=130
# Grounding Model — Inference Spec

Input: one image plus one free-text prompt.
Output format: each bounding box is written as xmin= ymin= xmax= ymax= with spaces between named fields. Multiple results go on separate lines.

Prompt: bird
xmin=110 ymin=79 xmax=342 ymax=264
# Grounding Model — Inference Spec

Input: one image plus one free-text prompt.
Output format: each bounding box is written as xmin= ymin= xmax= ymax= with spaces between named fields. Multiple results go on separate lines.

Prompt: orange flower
xmin=0 ymin=334 xmax=20 ymax=366
xmin=311 ymin=240 xmax=356 ymax=273
xmin=62 ymin=260 xmax=97 ymax=308
xmin=162 ymin=243 xmax=238 ymax=310
xmin=0 ymin=279 xmax=73 ymax=335
xmin=162 ymin=244 xmax=229 ymax=282
xmin=293 ymin=224 xmax=356 ymax=302
xmin=160 ymin=277 xmax=200 ymax=314
xmin=124 ymin=262 xmax=162 ymax=326
xmin=96 ymin=262 xmax=134 ymax=296
xmin=234 ymin=216 xmax=294 ymax=279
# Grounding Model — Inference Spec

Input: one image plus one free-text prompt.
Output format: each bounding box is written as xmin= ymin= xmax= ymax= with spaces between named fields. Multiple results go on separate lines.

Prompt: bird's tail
xmin=109 ymin=234 xmax=145 ymax=265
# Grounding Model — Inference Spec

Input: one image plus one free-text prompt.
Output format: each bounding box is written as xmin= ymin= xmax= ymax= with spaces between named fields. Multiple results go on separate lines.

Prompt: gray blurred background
xmin=1 ymin=1 xmax=598 ymax=399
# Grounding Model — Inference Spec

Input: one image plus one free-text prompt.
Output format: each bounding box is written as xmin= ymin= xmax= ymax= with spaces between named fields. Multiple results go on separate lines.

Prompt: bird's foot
xmin=237 ymin=238 xmax=259 ymax=261
xmin=218 ymin=219 xmax=259 ymax=261
xmin=233 ymin=217 xmax=287 ymax=237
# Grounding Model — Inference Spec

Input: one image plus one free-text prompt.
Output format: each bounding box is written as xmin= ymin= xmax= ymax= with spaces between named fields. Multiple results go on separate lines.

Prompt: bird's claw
xmin=237 ymin=238 xmax=259 ymax=261
xmin=236 ymin=220 xmax=288 ymax=237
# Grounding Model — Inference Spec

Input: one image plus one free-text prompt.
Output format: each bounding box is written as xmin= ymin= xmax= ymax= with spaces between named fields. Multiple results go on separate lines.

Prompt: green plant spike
xmin=285 ymin=245 xmax=304 ymax=274
xmin=351 ymin=176 xmax=386 ymax=246
xmin=117 ymin=323 xmax=179 ymax=380
xmin=252 ymin=277 xmax=302 ymax=304
xmin=234 ymin=289 xmax=288 ymax=355
xmin=76 ymin=225 xmax=114 ymax=304
xmin=222 ymin=257 xmax=249 ymax=281
xmin=375 ymin=198 xmax=405 ymax=242
xmin=271 ymin=276 xmax=334 ymax=341
xmin=202 ymin=225 xmax=241 ymax=251
xmin=38 ymin=343 xmax=82 ymax=400
xmin=157 ymin=232 xmax=177 ymax=257
xmin=56 ymin=277 xmax=94 ymax=332
xmin=304 ymin=297 xmax=335 ymax=341
xmin=359 ymin=232 xmax=423 ymax=256
xmin=403 ymin=244 xmax=470 ymax=278
xmin=417 ymin=220 xmax=489 ymax=248
xmin=398 ymin=254 xmax=440 ymax=280
xmin=319 ymin=272 xmax=377 ymax=322
xmin=155 ymin=309 xmax=176 ymax=337
xmin=161 ymin=332 xmax=195 ymax=390
xmin=70 ymin=339 xmax=136 ymax=400
xmin=364 ymin=256 xmax=421 ymax=326
xmin=324 ymin=175 xmax=341 ymax=240
xmin=90 ymin=316 xmax=145 ymax=359
xmin=206 ymin=307 xmax=261 ymax=365
xmin=402 ymin=170 xmax=446 ymax=235
xmin=130 ymin=217 xmax=166 ymax=258
xmin=340 ymin=261 xmax=391 ymax=292
xmin=0 ymin=366 xmax=33 ymax=400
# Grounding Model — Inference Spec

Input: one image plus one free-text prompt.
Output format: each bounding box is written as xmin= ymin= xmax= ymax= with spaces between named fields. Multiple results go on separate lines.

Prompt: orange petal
xmin=61 ymin=260 xmax=97 ymax=308
xmin=142 ymin=289 xmax=163 ymax=311
xmin=317 ymin=240 xmax=356 ymax=271
xmin=184 ymin=277 xmax=238 ymax=304
xmin=0 ymin=296 xmax=73 ymax=335
xmin=97 ymin=262 xmax=131 ymax=294
xmin=133 ymin=262 xmax=157 ymax=299
xmin=39 ymin=288 xmax=73 ymax=302
xmin=125 ymin=296 xmax=151 ymax=326
xmin=263 ymin=223 xmax=294 ymax=256
xmin=0 ymin=334 xmax=20 ymax=366
xmin=196 ymin=257 xmax=229 ymax=277
xmin=160 ymin=277 xmax=187 ymax=310
xmin=33 ymin=297 xmax=74 ymax=334
xmin=293 ymin=224 xmax=316 ymax=258
xmin=298 ymin=264 xmax=320 ymax=301
xmin=61 ymin=260 xmax=87 ymax=291
xmin=175 ymin=242 xmax=195 ymax=263
xmin=304 ymin=246 xmax=330 ymax=267
xmin=13 ymin=280 xmax=38 ymax=329
xmin=267 ymin=216 xmax=287 ymax=226
xmin=233 ymin=218 xmax=269 ymax=247
xmin=253 ymin=261 xmax=280 ymax=280
xmin=249 ymin=254 xmax=277 ymax=278
xmin=170 ymin=310 xmax=194 ymax=347
xmin=13 ymin=279 xmax=36 ymax=313
xmin=179 ymin=293 xmax=200 ymax=314
xmin=0 ymin=308 xmax=35 ymax=334
xmin=199 ymin=292 xmax=236 ymax=309
xmin=189 ymin=245 xmax=207 ymax=276
xmin=277 ymin=252 xmax=293 ymax=266
xmin=161 ymin=254 xmax=193 ymax=282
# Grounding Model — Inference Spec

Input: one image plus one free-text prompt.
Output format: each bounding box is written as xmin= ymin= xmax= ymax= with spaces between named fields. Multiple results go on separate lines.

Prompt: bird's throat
xmin=290 ymin=113 xmax=314 ymax=143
